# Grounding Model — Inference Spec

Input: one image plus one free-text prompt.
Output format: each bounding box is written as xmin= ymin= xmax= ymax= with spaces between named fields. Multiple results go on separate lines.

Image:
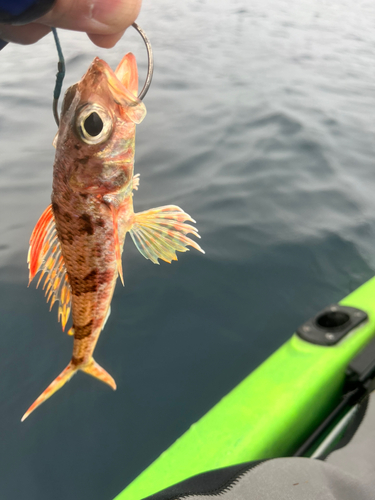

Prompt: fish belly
xmin=52 ymin=189 xmax=118 ymax=364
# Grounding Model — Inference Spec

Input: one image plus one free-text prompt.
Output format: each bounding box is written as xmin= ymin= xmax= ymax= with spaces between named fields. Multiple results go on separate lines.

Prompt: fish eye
xmin=84 ymin=112 xmax=103 ymax=137
xmin=77 ymin=104 xmax=112 ymax=145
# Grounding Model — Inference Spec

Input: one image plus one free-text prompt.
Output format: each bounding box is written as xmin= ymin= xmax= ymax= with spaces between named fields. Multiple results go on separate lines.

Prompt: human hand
xmin=0 ymin=0 xmax=142 ymax=48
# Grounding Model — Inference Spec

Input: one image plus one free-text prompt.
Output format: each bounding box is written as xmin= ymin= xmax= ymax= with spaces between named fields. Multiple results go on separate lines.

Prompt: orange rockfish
xmin=22 ymin=53 xmax=204 ymax=421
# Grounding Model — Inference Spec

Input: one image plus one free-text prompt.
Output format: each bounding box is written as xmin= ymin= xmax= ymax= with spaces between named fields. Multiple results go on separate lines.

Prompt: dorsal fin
xmin=28 ymin=205 xmax=71 ymax=331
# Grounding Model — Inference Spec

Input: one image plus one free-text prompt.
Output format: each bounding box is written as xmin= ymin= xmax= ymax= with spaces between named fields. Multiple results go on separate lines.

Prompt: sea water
xmin=0 ymin=0 xmax=374 ymax=498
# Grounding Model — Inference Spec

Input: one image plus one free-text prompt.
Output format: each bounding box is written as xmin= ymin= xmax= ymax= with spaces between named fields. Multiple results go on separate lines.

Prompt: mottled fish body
xmin=22 ymin=54 xmax=203 ymax=421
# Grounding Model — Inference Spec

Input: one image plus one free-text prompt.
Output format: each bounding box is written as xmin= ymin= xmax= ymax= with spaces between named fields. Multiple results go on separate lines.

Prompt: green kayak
xmin=115 ymin=276 xmax=375 ymax=500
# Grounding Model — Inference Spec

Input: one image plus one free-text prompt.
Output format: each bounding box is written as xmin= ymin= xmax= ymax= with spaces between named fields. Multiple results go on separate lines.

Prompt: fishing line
xmin=52 ymin=23 xmax=154 ymax=127
xmin=52 ymin=27 xmax=65 ymax=127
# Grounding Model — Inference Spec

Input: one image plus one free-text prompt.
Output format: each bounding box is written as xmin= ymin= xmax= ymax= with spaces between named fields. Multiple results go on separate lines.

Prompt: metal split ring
xmin=132 ymin=22 xmax=154 ymax=101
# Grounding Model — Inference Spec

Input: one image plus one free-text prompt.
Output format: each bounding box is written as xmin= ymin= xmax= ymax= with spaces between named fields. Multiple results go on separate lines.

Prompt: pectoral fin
xmin=132 ymin=173 xmax=140 ymax=191
xmin=129 ymin=205 xmax=204 ymax=264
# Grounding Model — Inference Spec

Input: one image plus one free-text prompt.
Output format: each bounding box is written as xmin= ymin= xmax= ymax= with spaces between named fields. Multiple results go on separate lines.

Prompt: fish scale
xmin=22 ymin=53 xmax=204 ymax=421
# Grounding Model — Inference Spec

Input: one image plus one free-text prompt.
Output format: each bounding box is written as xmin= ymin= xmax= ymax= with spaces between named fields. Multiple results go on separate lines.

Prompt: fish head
xmin=54 ymin=53 xmax=146 ymax=195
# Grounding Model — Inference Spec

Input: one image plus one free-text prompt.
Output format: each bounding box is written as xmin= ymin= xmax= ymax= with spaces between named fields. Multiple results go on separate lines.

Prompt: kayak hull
xmin=115 ymin=277 xmax=375 ymax=500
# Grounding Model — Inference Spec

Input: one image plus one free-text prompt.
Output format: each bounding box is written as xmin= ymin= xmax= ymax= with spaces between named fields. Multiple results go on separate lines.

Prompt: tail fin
xmin=21 ymin=362 xmax=78 ymax=422
xmin=21 ymin=358 xmax=116 ymax=422
xmin=81 ymin=358 xmax=116 ymax=390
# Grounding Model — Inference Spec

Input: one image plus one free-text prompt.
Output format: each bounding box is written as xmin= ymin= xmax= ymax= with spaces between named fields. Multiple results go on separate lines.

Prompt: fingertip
xmin=91 ymin=0 xmax=142 ymax=30
xmin=87 ymin=30 xmax=125 ymax=48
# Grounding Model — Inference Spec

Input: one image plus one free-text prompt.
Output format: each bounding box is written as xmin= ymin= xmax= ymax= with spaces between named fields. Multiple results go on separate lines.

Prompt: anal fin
xmin=110 ymin=205 xmax=124 ymax=285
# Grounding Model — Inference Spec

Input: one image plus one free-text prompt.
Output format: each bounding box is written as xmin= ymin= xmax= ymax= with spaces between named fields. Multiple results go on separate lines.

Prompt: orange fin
xmin=102 ymin=306 xmax=111 ymax=331
xmin=28 ymin=205 xmax=71 ymax=331
xmin=21 ymin=362 xmax=78 ymax=421
xmin=21 ymin=358 xmax=116 ymax=421
xmin=110 ymin=205 xmax=124 ymax=286
xmin=115 ymin=52 xmax=138 ymax=96
xmin=81 ymin=358 xmax=116 ymax=390
xmin=129 ymin=205 xmax=205 ymax=264
xmin=132 ymin=173 xmax=140 ymax=191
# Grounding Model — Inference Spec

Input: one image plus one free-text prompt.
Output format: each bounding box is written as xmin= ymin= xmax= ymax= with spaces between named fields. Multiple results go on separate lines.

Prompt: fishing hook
xmin=52 ymin=22 xmax=154 ymax=127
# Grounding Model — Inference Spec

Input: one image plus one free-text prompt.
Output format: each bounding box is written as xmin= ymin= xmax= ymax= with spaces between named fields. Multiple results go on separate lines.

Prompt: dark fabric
xmin=144 ymin=461 xmax=266 ymax=500
xmin=0 ymin=0 xmax=37 ymax=16
xmin=320 ymin=394 xmax=369 ymax=460
xmin=144 ymin=391 xmax=375 ymax=500
xmin=0 ymin=0 xmax=55 ymax=25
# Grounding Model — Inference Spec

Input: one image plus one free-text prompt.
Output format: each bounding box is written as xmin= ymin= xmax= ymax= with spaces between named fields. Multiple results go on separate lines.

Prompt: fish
xmin=21 ymin=53 xmax=204 ymax=421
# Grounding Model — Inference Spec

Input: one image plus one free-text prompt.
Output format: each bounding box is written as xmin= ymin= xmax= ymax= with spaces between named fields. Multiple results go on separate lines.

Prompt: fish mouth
xmin=81 ymin=57 xmax=111 ymax=86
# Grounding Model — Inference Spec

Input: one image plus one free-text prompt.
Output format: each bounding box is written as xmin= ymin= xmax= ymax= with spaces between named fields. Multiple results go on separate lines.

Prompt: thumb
xmin=39 ymin=0 xmax=141 ymax=33
xmin=39 ymin=0 xmax=141 ymax=47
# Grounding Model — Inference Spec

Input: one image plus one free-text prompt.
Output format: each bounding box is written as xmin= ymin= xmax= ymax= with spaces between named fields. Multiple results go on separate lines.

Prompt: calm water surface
xmin=0 ymin=1 xmax=375 ymax=498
